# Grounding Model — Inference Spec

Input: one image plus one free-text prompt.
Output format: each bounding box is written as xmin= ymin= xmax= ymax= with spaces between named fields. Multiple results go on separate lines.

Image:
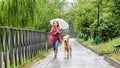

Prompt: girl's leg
xmin=53 ymin=44 xmax=56 ymax=58
xmin=53 ymin=44 xmax=55 ymax=52
xmin=54 ymin=40 xmax=59 ymax=57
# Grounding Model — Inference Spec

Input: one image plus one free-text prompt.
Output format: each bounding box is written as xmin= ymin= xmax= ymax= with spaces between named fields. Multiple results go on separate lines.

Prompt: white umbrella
xmin=50 ymin=18 xmax=69 ymax=29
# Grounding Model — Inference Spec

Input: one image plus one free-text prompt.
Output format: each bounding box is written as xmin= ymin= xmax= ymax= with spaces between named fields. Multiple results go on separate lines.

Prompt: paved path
xmin=31 ymin=39 xmax=114 ymax=68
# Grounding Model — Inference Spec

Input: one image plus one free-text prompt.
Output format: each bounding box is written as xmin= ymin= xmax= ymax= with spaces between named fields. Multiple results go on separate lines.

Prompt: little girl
xmin=49 ymin=21 xmax=62 ymax=58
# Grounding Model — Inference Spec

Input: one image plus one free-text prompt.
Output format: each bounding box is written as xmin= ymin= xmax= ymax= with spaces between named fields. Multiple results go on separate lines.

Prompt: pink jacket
xmin=49 ymin=27 xmax=62 ymax=44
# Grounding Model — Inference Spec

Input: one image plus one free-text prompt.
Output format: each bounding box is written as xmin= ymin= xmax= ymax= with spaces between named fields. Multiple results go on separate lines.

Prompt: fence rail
xmin=0 ymin=26 xmax=52 ymax=68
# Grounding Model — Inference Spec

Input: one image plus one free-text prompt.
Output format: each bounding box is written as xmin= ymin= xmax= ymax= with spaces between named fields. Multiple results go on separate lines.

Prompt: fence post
xmin=46 ymin=32 xmax=48 ymax=51
xmin=21 ymin=30 xmax=25 ymax=63
xmin=28 ymin=30 xmax=31 ymax=59
xmin=34 ymin=31 xmax=37 ymax=57
xmin=38 ymin=32 xmax=41 ymax=54
xmin=35 ymin=31 xmax=38 ymax=56
xmin=31 ymin=31 xmax=34 ymax=58
xmin=9 ymin=26 xmax=14 ymax=68
xmin=23 ymin=30 xmax=28 ymax=61
xmin=18 ymin=28 xmax=22 ymax=65
xmin=13 ymin=29 xmax=18 ymax=66
xmin=3 ymin=27 xmax=9 ymax=68
xmin=0 ymin=28 xmax=2 ymax=68
xmin=32 ymin=31 xmax=35 ymax=57
xmin=37 ymin=32 xmax=40 ymax=55
xmin=27 ymin=30 xmax=31 ymax=59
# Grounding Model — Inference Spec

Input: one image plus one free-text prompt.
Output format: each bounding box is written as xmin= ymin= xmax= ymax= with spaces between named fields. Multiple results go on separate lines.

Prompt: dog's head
xmin=63 ymin=35 xmax=70 ymax=43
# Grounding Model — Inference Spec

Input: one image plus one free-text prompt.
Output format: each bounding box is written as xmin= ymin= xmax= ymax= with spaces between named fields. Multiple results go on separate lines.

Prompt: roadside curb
xmin=76 ymin=39 xmax=120 ymax=68
xmin=76 ymin=39 xmax=110 ymax=56
xmin=104 ymin=55 xmax=120 ymax=68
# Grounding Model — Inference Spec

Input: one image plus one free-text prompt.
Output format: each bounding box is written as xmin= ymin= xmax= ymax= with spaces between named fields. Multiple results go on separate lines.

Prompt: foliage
xmin=0 ymin=0 xmax=64 ymax=32
xmin=0 ymin=0 xmax=120 ymax=41
xmin=64 ymin=0 xmax=120 ymax=42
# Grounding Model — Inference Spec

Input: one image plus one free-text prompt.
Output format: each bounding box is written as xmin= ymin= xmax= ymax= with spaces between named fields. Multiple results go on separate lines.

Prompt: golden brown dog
xmin=63 ymin=35 xmax=72 ymax=58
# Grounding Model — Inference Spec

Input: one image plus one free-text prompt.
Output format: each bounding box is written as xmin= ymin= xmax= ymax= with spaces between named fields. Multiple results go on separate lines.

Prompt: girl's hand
xmin=56 ymin=27 xmax=60 ymax=31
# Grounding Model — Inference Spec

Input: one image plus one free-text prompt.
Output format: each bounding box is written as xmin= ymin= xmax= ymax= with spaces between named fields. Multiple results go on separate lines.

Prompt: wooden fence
xmin=0 ymin=26 xmax=52 ymax=68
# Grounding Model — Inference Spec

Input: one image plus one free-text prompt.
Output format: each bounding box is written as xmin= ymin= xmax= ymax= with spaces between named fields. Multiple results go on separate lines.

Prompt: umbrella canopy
xmin=50 ymin=18 xmax=69 ymax=29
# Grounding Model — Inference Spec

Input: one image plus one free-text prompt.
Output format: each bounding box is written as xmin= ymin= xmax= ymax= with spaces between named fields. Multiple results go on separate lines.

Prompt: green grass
xmin=78 ymin=37 xmax=120 ymax=62
xmin=78 ymin=37 xmax=120 ymax=53
xmin=109 ymin=54 xmax=120 ymax=62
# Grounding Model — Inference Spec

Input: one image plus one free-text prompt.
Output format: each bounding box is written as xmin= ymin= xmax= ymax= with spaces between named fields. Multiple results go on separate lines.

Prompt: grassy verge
xmin=78 ymin=38 xmax=120 ymax=53
xmin=77 ymin=37 xmax=120 ymax=62
xmin=108 ymin=54 xmax=120 ymax=62
xmin=21 ymin=49 xmax=52 ymax=68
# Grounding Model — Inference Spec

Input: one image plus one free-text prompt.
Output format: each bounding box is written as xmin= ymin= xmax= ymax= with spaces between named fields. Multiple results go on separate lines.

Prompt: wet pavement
xmin=31 ymin=39 xmax=114 ymax=68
